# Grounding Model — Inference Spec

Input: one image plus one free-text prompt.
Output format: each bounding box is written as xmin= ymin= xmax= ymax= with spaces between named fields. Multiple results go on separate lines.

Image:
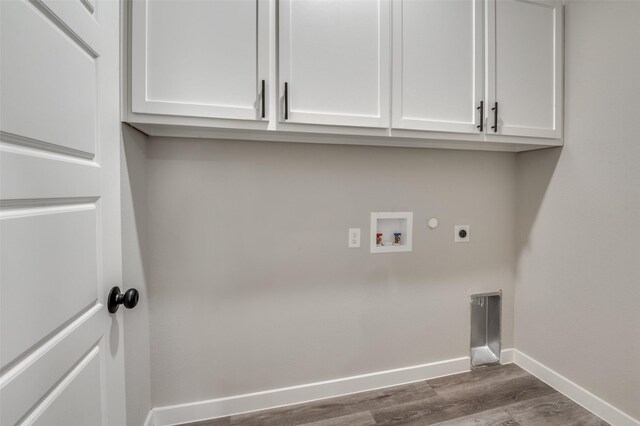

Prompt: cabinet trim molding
xmin=391 ymin=0 xmax=485 ymax=134
xmin=278 ymin=0 xmax=391 ymax=128
xmin=131 ymin=0 xmax=269 ymax=121
xmin=486 ymin=0 xmax=563 ymax=139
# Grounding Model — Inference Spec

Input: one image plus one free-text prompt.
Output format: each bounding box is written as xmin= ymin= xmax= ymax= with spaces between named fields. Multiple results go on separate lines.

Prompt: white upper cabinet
xmin=487 ymin=0 xmax=563 ymax=138
xmin=279 ymin=0 xmax=390 ymax=127
xmin=392 ymin=0 xmax=484 ymax=134
xmin=131 ymin=0 xmax=269 ymax=121
xmin=127 ymin=0 xmax=564 ymax=150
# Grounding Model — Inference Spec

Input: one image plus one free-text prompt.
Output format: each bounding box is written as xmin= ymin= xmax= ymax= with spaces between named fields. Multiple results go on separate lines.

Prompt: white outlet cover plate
xmin=455 ymin=225 xmax=470 ymax=243
xmin=348 ymin=228 xmax=361 ymax=248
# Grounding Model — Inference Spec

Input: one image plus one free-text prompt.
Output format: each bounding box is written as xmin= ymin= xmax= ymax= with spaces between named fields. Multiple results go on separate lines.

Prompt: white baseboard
xmin=143 ymin=410 xmax=154 ymax=426
xmin=514 ymin=350 xmax=640 ymax=426
xmin=141 ymin=350 xmax=640 ymax=426
xmin=151 ymin=347 xmax=638 ymax=426
xmin=148 ymin=355 xmax=472 ymax=426
xmin=500 ymin=348 xmax=514 ymax=364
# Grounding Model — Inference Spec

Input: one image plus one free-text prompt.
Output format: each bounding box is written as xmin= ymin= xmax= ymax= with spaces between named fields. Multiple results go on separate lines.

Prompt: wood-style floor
xmin=180 ymin=364 xmax=608 ymax=426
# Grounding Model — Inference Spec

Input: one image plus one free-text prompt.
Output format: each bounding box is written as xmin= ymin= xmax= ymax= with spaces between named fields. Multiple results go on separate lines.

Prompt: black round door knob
xmin=108 ymin=286 xmax=139 ymax=314
xmin=459 ymin=229 xmax=467 ymax=238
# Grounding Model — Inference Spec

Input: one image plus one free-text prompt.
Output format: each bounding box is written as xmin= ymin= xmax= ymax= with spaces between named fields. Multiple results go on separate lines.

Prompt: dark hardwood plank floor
xmin=179 ymin=364 xmax=608 ymax=426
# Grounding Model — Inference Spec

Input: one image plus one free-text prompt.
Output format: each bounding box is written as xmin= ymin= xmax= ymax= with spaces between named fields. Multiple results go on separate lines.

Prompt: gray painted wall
xmin=120 ymin=1 xmax=640 ymax=419
xmin=143 ymin=138 xmax=517 ymax=407
xmin=515 ymin=0 xmax=640 ymax=420
xmin=121 ymin=125 xmax=152 ymax=425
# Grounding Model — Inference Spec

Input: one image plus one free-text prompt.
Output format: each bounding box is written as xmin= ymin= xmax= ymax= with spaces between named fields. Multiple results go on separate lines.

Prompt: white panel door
xmin=279 ymin=0 xmax=390 ymax=127
xmin=392 ymin=0 xmax=484 ymax=134
xmin=487 ymin=0 xmax=563 ymax=138
xmin=132 ymin=0 xmax=269 ymax=121
xmin=0 ymin=0 xmax=125 ymax=425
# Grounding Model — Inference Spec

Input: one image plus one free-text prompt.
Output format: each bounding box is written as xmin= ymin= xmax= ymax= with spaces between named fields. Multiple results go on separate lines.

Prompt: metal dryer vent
xmin=470 ymin=291 xmax=502 ymax=367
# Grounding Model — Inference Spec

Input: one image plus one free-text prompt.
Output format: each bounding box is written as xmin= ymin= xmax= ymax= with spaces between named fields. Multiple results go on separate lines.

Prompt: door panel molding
xmin=0 ymin=0 xmax=99 ymax=156
xmin=19 ymin=346 xmax=103 ymax=425
xmin=0 ymin=305 xmax=103 ymax=426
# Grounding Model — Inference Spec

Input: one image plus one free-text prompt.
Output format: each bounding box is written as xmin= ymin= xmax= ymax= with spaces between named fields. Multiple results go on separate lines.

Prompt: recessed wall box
xmin=470 ymin=291 xmax=502 ymax=367
xmin=370 ymin=212 xmax=413 ymax=253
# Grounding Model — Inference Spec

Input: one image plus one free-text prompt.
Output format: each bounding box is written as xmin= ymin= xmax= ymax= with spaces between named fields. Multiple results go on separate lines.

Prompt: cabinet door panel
xmin=489 ymin=0 xmax=562 ymax=138
xmin=279 ymin=0 xmax=390 ymax=127
xmin=132 ymin=0 xmax=268 ymax=120
xmin=392 ymin=0 xmax=483 ymax=133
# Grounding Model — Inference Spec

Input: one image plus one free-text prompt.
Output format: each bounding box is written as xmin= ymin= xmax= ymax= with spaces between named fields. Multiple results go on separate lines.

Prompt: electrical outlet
xmin=348 ymin=228 xmax=361 ymax=248
xmin=455 ymin=225 xmax=470 ymax=243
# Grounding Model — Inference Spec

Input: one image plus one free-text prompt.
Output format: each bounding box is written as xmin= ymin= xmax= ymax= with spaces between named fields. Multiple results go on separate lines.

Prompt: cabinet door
xmin=131 ymin=0 xmax=268 ymax=121
xmin=392 ymin=0 xmax=483 ymax=133
xmin=487 ymin=0 xmax=563 ymax=138
xmin=279 ymin=0 xmax=390 ymax=127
